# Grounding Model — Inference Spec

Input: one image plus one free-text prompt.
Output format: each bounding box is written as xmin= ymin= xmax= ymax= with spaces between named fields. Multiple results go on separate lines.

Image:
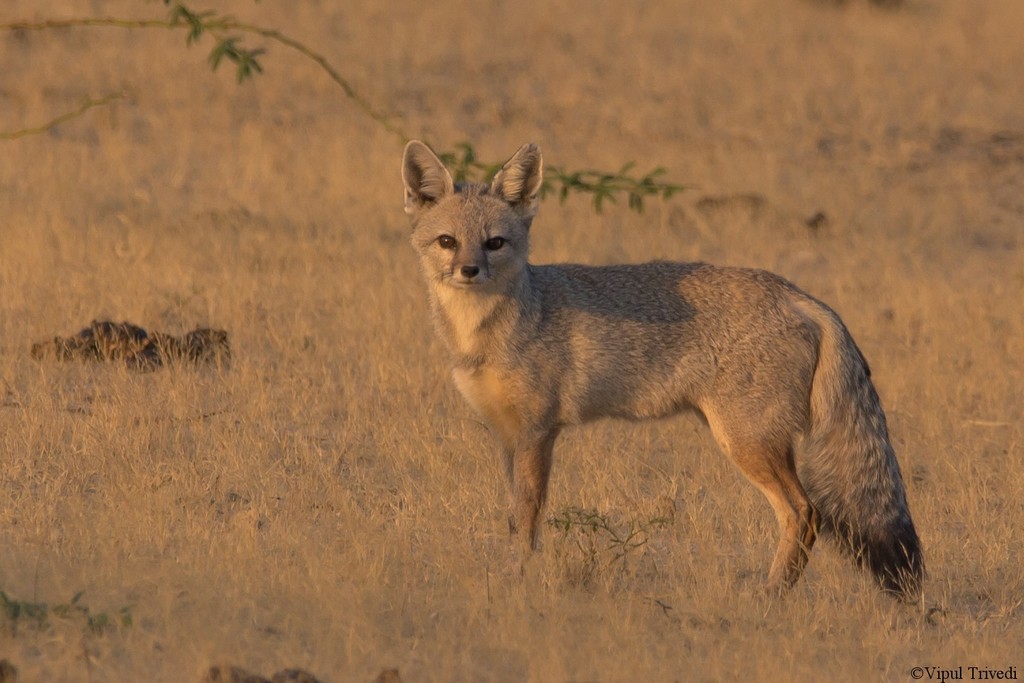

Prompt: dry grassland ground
xmin=1 ymin=0 xmax=1022 ymax=681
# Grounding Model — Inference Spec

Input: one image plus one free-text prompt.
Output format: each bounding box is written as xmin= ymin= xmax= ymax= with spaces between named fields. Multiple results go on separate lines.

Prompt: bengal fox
xmin=402 ymin=140 xmax=923 ymax=597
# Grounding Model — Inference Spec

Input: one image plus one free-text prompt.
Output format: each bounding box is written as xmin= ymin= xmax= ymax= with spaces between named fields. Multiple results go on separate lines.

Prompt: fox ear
xmin=490 ymin=143 xmax=543 ymax=218
xmin=402 ymin=140 xmax=454 ymax=215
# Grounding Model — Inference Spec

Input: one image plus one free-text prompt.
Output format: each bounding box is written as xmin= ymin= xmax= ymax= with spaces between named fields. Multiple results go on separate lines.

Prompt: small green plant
xmin=1 ymin=2 xmax=685 ymax=213
xmin=1 ymin=589 xmax=133 ymax=637
xmin=547 ymin=505 xmax=674 ymax=582
xmin=0 ymin=590 xmax=49 ymax=635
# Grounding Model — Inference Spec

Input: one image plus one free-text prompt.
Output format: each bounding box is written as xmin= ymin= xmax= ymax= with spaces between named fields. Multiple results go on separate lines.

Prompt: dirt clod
xmin=31 ymin=320 xmax=231 ymax=371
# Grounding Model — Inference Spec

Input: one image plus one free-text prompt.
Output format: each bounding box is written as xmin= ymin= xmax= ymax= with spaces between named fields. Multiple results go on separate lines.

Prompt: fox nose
xmin=460 ymin=265 xmax=480 ymax=278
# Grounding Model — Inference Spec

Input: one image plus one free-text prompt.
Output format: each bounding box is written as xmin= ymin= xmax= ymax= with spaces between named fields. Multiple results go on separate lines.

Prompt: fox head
xmin=403 ymin=141 xmax=543 ymax=294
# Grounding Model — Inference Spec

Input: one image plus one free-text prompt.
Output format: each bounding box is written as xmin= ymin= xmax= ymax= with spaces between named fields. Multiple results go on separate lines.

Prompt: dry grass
xmin=1 ymin=0 xmax=1022 ymax=680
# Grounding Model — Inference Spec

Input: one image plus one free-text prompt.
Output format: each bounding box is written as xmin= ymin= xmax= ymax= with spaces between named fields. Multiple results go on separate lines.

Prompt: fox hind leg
xmin=734 ymin=443 xmax=819 ymax=591
xmin=705 ymin=410 xmax=818 ymax=590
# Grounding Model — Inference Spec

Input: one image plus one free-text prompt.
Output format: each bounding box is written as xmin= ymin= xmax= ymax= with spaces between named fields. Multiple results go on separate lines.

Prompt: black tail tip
xmin=868 ymin=531 xmax=924 ymax=601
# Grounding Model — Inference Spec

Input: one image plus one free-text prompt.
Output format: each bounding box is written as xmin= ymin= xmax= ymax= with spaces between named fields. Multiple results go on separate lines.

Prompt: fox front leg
xmin=503 ymin=431 xmax=559 ymax=554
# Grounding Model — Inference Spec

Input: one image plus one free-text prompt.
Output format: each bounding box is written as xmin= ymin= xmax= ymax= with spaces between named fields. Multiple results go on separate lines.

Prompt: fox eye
xmin=437 ymin=235 xmax=457 ymax=250
xmin=484 ymin=236 xmax=505 ymax=251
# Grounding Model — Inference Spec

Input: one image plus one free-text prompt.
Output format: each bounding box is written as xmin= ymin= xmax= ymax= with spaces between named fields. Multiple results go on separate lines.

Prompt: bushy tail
xmin=793 ymin=297 xmax=924 ymax=599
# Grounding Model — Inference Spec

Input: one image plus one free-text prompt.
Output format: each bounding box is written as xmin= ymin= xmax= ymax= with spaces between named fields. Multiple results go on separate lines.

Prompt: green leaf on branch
xmin=168 ymin=4 xmax=214 ymax=45
xmin=208 ymin=37 xmax=265 ymax=83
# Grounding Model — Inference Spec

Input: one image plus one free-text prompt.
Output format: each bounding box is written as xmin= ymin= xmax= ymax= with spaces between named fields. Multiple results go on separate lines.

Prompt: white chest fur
xmin=433 ymin=285 xmax=500 ymax=356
